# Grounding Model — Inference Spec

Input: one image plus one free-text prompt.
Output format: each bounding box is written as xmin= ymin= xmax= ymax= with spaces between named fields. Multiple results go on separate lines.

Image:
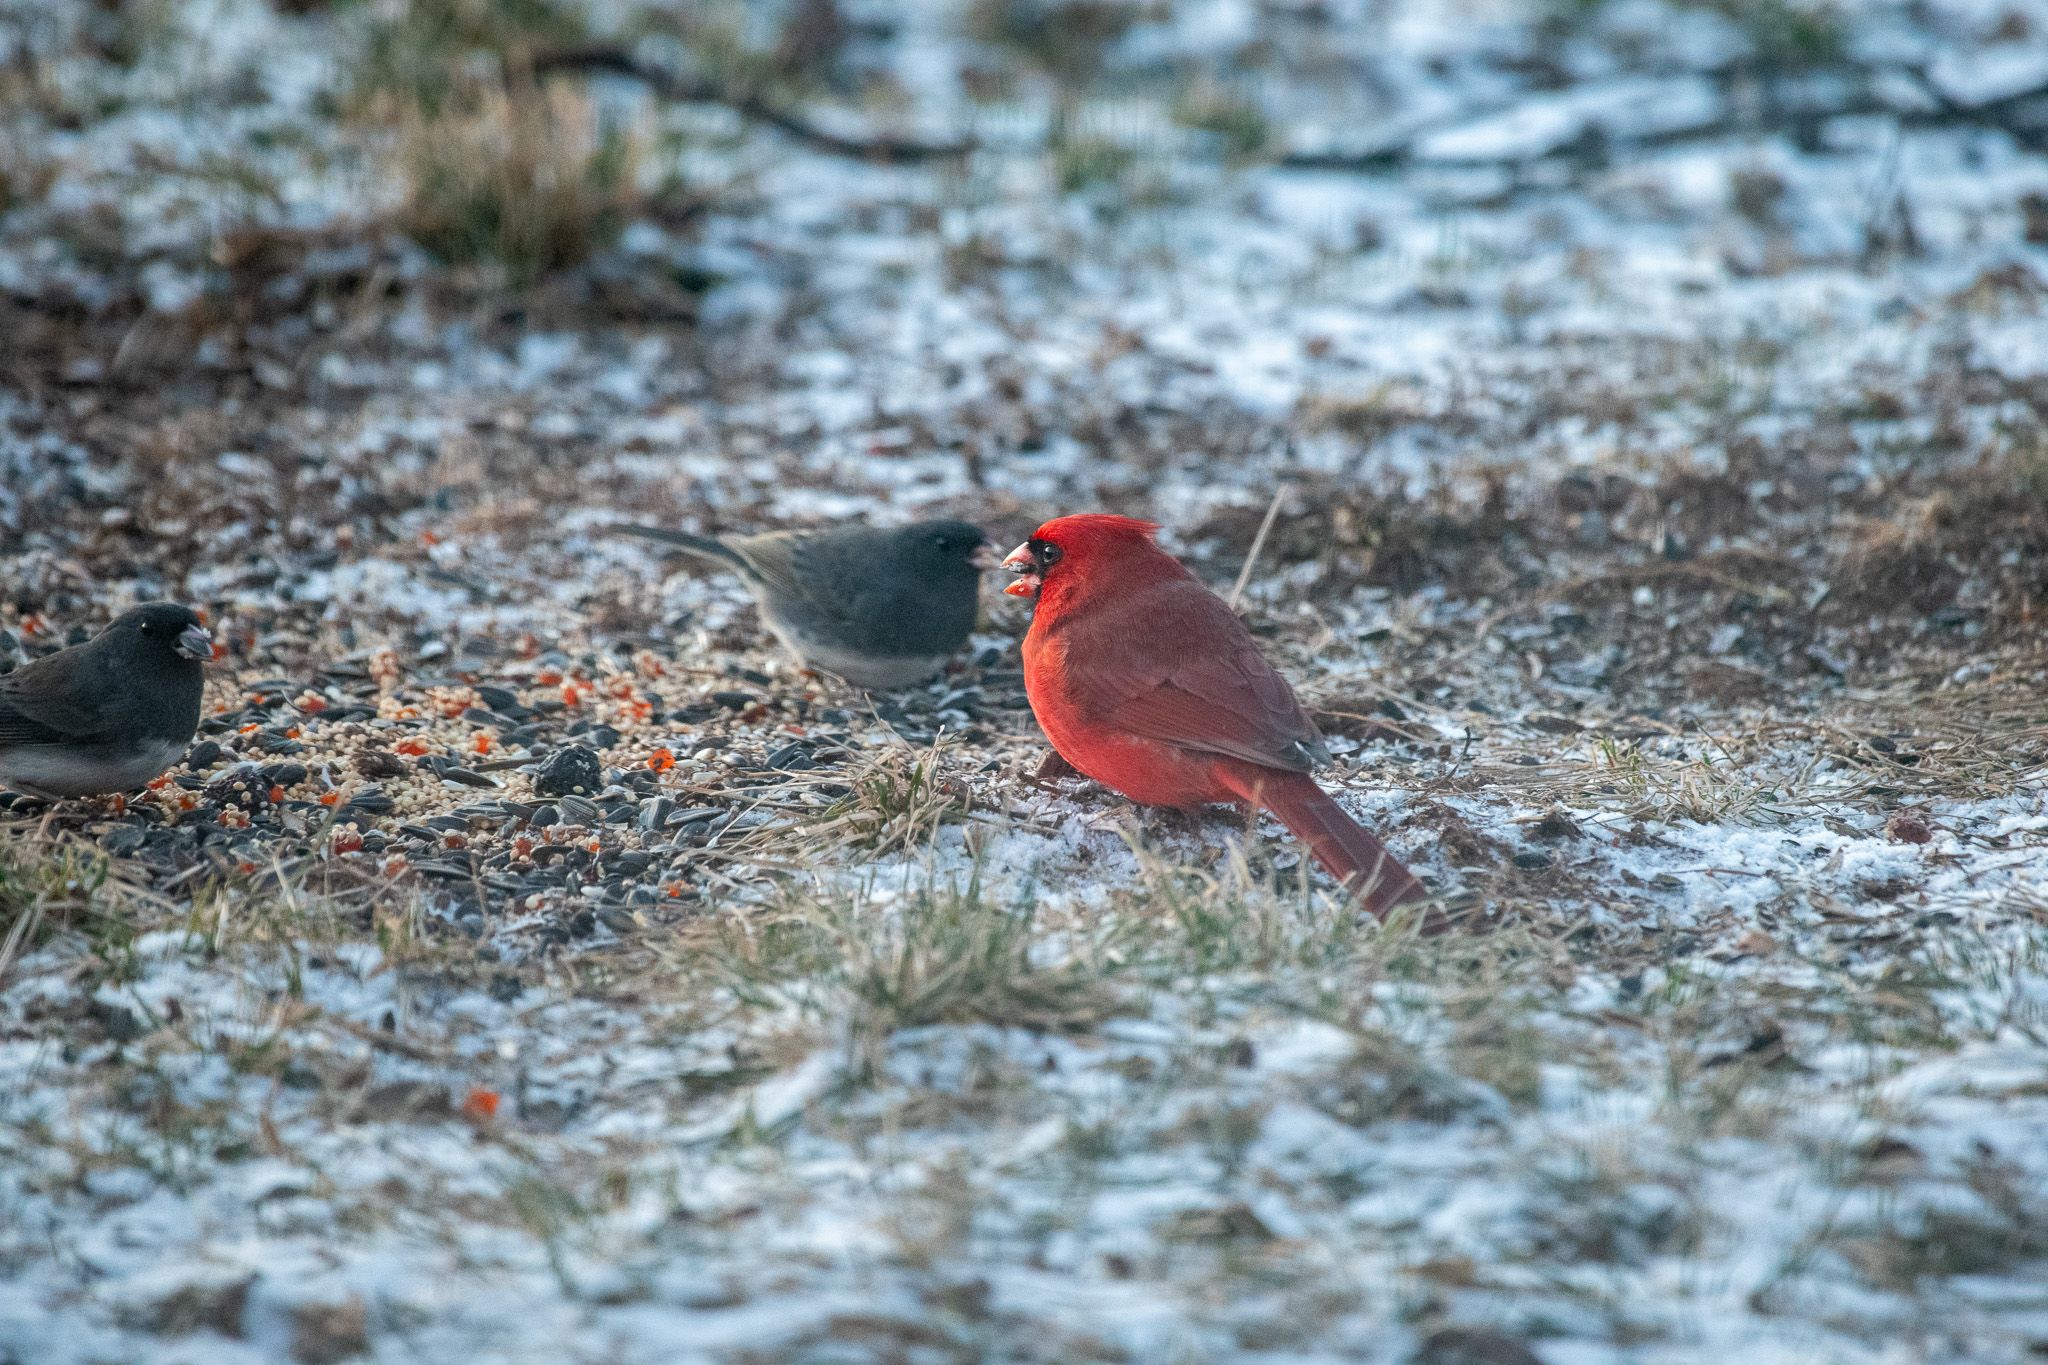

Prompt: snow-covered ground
xmin=2 ymin=0 xmax=2047 ymax=1360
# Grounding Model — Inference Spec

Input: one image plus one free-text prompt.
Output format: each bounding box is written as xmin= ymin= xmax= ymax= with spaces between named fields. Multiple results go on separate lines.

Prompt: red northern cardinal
xmin=1003 ymin=514 xmax=1427 ymax=918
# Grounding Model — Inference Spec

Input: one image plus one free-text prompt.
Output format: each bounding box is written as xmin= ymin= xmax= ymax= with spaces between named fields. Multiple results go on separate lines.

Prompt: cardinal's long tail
xmin=1216 ymin=762 xmax=1427 ymax=920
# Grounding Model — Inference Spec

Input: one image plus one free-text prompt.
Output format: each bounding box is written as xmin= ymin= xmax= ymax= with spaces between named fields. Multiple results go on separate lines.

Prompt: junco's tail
xmin=610 ymin=524 xmax=747 ymax=571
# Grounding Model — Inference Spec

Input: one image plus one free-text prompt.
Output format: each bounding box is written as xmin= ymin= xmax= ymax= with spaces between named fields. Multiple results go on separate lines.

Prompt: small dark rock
xmin=534 ymin=745 xmax=602 ymax=797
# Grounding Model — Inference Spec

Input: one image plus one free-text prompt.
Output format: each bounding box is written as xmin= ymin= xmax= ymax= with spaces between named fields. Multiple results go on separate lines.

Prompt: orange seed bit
xmin=646 ymin=748 xmax=674 ymax=773
xmin=460 ymin=1088 xmax=500 ymax=1122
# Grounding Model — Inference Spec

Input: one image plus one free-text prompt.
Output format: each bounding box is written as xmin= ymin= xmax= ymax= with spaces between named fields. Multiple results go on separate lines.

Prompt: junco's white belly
xmin=0 ymin=738 xmax=187 ymax=798
xmin=764 ymin=619 xmax=946 ymax=690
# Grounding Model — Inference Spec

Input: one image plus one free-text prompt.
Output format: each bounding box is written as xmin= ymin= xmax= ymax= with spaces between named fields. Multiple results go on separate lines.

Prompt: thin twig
xmin=530 ymin=47 xmax=973 ymax=163
xmin=1229 ymin=484 xmax=1291 ymax=611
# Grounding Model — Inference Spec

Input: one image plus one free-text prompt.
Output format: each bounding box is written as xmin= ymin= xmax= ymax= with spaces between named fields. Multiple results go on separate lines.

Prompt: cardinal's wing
xmin=1065 ymin=578 xmax=1324 ymax=772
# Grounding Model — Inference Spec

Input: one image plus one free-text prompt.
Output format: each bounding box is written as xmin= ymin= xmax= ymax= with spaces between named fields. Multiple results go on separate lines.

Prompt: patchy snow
xmin=3 ymin=0 xmax=2048 ymax=1360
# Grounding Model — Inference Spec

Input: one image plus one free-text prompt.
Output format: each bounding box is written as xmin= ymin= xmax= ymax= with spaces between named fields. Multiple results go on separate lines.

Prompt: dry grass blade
xmin=712 ymin=866 xmax=1127 ymax=1065
xmin=0 ymin=828 xmax=162 ymax=987
xmin=1228 ymin=482 xmax=1291 ymax=611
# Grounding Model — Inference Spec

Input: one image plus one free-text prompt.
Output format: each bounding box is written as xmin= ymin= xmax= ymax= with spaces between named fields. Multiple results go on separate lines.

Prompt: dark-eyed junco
xmin=0 ymin=603 xmax=212 ymax=800
xmin=613 ymin=520 xmax=995 ymax=688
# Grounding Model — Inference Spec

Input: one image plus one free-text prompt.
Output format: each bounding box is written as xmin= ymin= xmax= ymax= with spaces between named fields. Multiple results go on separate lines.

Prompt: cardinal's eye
xmin=1038 ymin=542 xmax=1063 ymax=567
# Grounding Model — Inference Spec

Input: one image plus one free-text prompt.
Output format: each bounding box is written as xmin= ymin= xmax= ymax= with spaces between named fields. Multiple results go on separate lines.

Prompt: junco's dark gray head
xmin=105 ymin=603 xmax=215 ymax=663
xmin=893 ymin=520 xmax=1001 ymax=579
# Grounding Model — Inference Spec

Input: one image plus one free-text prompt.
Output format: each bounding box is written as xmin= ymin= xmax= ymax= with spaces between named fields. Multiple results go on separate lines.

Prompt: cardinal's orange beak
xmin=1002 ymin=542 xmax=1039 ymax=598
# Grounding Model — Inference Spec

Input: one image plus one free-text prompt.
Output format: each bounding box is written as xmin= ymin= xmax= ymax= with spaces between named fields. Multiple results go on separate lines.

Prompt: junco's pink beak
xmin=175 ymin=624 xmax=215 ymax=661
xmin=970 ymin=542 xmax=1004 ymax=572
xmin=1002 ymin=542 xmax=1039 ymax=598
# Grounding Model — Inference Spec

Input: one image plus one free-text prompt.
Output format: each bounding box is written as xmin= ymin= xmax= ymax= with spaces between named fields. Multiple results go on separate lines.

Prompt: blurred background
xmin=4 ymin=5 xmax=2048 ymax=1363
